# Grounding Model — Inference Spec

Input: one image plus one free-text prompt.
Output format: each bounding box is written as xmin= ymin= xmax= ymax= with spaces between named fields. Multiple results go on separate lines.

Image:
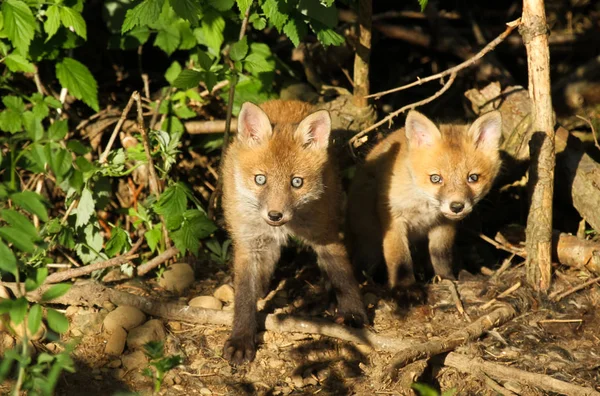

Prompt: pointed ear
xmin=405 ymin=110 xmax=442 ymax=148
xmin=237 ymin=102 xmax=272 ymax=145
xmin=295 ymin=110 xmax=331 ymax=149
xmin=468 ymin=110 xmax=502 ymax=151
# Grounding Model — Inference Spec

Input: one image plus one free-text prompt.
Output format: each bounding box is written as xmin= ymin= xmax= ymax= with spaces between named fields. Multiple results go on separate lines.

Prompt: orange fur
xmin=347 ymin=110 xmax=502 ymax=287
xmin=221 ymin=100 xmax=367 ymax=364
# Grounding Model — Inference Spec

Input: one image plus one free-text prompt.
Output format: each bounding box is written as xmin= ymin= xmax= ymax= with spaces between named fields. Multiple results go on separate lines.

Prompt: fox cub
xmin=347 ymin=110 xmax=502 ymax=288
xmin=221 ymin=100 xmax=368 ymax=364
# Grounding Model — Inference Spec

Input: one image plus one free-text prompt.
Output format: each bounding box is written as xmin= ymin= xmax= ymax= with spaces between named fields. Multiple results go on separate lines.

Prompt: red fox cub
xmin=221 ymin=100 xmax=367 ymax=364
xmin=347 ymin=110 xmax=502 ymax=288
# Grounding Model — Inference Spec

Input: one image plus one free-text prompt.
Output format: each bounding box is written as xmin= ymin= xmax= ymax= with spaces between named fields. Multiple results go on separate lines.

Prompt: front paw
xmin=336 ymin=300 xmax=368 ymax=328
xmin=223 ymin=334 xmax=256 ymax=365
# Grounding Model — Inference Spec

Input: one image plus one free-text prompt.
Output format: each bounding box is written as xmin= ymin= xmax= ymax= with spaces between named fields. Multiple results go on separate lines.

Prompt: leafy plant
xmin=205 ymin=238 xmax=232 ymax=265
xmin=142 ymin=341 xmax=183 ymax=394
xmin=412 ymin=383 xmax=457 ymax=396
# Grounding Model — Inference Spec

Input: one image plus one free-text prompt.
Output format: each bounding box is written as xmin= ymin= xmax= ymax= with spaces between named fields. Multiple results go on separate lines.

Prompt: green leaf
xmin=59 ymin=7 xmax=87 ymax=40
xmin=283 ymin=15 xmax=308 ymax=47
xmin=171 ymin=209 xmax=217 ymax=255
xmin=411 ymin=383 xmax=439 ymax=396
xmin=0 ymin=227 xmax=35 ymax=253
xmin=122 ymin=0 xmax=165 ymax=33
xmin=196 ymin=49 xmax=213 ymax=71
xmin=154 ymin=25 xmax=180 ymax=55
xmin=105 ymin=227 xmax=129 ymax=257
xmin=41 ymin=283 xmax=72 ymax=301
xmin=22 ymin=111 xmax=43 ymax=141
xmin=0 ymin=209 xmax=38 ymax=240
xmin=236 ymin=0 xmax=252 ymax=14
xmin=312 ymin=22 xmax=345 ymax=47
xmin=261 ymin=0 xmax=289 ymax=31
xmin=2 ymin=0 xmax=36 ymax=54
xmin=208 ymin=0 xmax=234 ymax=11
xmin=9 ymin=297 xmax=28 ymax=326
xmin=46 ymin=308 xmax=69 ymax=333
xmin=56 ymin=58 xmax=99 ymax=111
xmin=0 ymin=240 xmax=17 ymax=276
xmin=25 ymin=267 xmax=48 ymax=292
xmin=48 ymin=120 xmax=68 ymax=141
xmin=251 ymin=16 xmax=266 ymax=30
xmin=10 ymin=192 xmax=48 ymax=222
xmin=200 ymin=9 xmax=225 ymax=54
xmin=230 ymin=36 xmax=248 ymax=61
xmin=75 ymin=188 xmax=95 ymax=229
xmin=418 ymin=0 xmax=428 ymax=12
xmin=0 ymin=109 xmax=22 ymax=133
xmin=172 ymin=69 xmax=202 ymax=89
xmin=145 ymin=226 xmax=161 ymax=253
xmin=298 ymin=0 xmax=338 ymax=28
xmin=244 ymin=53 xmax=273 ymax=74
xmin=3 ymin=96 xmax=25 ymax=112
xmin=44 ymin=4 xmax=61 ymax=40
xmin=154 ymin=183 xmax=187 ymax=218
xmin=28 ymin=304 xmax=42 ymax=336
xmin=169 ymin=0 xmax=202 ymax=24
xmin=4 ymin=53 xmax=35 ymax=73
xmin=46 ymin=146 xmax=72 ymax=180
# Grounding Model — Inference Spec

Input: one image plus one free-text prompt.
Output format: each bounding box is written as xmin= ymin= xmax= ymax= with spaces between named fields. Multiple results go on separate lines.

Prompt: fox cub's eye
xmin=255 ymin=174 xmax=267 ymax=185
xmin=291 ymin=177 xmax=304 ymax=188
xmin=430 ymin=174 xmax=442 ymax=184
xmin=468 ymin=174 xmax=479 ymax=183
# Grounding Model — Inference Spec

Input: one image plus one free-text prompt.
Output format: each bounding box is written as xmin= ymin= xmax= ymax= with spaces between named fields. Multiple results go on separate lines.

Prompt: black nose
xmin=450 ymin=202 xmax=465 ymax=213
xmin=268 ymin=211 xmax=283 ymax=222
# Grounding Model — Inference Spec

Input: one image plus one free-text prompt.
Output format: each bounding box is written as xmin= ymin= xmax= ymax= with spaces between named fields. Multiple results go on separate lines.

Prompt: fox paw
xmin=335 ymin=303 xmax=368 ymax=328
xmin=223 ymin=335 xmax=256 ymax=365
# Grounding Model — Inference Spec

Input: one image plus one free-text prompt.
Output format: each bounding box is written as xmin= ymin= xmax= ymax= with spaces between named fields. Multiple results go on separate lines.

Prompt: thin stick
xmin=99 ymin=93 xmax=136 ymax=164
xmin=443 ymin=279 xmax=471 ymax=322
xmin=538 ymin=319 xmax=582 ymax=324
xmin=44 ymin=239 xmax=143 ymax=284
xmin=137 ymin=246 xmax=180 ymax=276
xmin=477 ymin=232 xmax=526 ymax=257
xmin=207 ymin=3 xmax=253 ymax=220
xmin=482 ymin=374 xmax=518 ymax=396
xmin=444 ymin=352 xmax=600 ymax=396
xmin=576 ymin=115 xmax=600 ymax=152
xmin=365 ymin=19 xmax=521 ymax=99
xmin=549 ymin=275 xmax=600 ymax=301
xmin=492 ymin=253 xmax=517 ymax=279
xmin=349 ymin=72 xmax=456 ymax=150
xmin=133 ymin=91 xmax=161 ymax=197
xmin=481 ymin=282 xmax=522 ymax=310
xmin=352 ymin=0 xmax=372 ymax=108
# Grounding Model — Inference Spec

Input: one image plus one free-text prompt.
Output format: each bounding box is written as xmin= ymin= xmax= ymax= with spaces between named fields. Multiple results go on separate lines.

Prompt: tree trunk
xmin=352 ymin=0 xmax=372 ymax=107
xmin=520 ymin=0 xmax=555 ymax=292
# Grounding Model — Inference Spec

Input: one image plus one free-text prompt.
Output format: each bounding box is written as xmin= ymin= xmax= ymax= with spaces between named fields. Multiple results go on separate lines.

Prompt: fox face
xmin=404 ymin=110 xmax=502 ymax=221
xmin=233 ymin=102 xmax=331 ymax=227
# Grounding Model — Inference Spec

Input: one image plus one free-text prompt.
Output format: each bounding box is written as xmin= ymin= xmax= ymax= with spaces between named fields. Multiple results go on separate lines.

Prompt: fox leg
xmin=313 ymin=241 xmax=368 ymax=327
xmin=223 ymin=239 xmax=280 ymax=365
xmin=382 ymin=220 xmax=415 ymax=288
xmin=428 ymin=223 xmax=456 ymax=280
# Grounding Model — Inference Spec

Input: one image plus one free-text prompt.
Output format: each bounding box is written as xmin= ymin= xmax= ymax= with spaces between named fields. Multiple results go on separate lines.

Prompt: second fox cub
xmin=221 ymin=100 xmax=367 ymax=365
xmin=347 ymin=110 xmax=502 ymax=287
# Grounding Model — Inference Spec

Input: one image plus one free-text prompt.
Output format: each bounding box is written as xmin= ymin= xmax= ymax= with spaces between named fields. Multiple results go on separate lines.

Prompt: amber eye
xmin=430 ymin=174 xmax=442 ymax=184
xmin=291 ymin=177 xmax=304 ymax=188
xmin=255 ymin=174 xmax=267 ymax=185
xmin=468 ymin=174 xmax=479 ymax=183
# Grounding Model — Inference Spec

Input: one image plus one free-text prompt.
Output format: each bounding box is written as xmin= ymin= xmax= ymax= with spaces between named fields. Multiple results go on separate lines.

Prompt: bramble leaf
xmin=56 ymin=58 xmax=99 ymax=111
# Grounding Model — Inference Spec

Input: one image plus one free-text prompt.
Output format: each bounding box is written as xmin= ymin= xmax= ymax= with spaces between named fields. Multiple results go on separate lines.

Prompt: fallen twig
xmin=390 ymin=304 xmax=516 ymax=370
xmin=99 ymin=93 xmax=136 ymax=164
xmin=482 ymin=374 xmax=518 ymax=396
xmin=6 ymin=281 xmax=415 ymax=352
xmin=576 ymin=114 xmax=600 ymax=152
xmin=184 ymin=119 xmax=238 ymax=134
xmin=481 ymin=282 xmax=522 ymax=310
xmin=444 ymin=352 xmax=600 ymax=396
xmin=364 ymin=19 xmax=521 ymax=99
xmin=349 ymin=72 xmax=456 ymax=150
xmin=136 ymin=247 xmax=180 ymax=276
xmin=442 ymin=279 xmax=471 ymax=322
xmin=44 ymin=239 xmax=143 ymax=284
xmin=549 ymin=275 xmax=600 ymax=302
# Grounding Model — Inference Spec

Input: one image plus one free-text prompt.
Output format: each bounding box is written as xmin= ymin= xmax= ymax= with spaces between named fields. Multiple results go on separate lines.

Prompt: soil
xmin=2 ymin=255 xmax=599 ymax=396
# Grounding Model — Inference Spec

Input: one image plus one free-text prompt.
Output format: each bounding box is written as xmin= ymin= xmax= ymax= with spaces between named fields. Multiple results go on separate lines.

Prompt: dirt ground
xmin=2 ymin=251 xmax=599 ymax=396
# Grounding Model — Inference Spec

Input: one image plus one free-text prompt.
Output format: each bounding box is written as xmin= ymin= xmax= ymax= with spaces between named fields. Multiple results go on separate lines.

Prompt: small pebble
xmin=127 ymin=319 xmax=166 ymax=350
xmin=103 ymin=306 xmax=146 ymax=333
xmin=158 ymin=263 xmax=195 ymax=294
xmin=189 ymin=296 xmax=223 ymax=310
xmin=213 ymin=284 xmax=235 ymax=303
xmin=105 ymin=326 xmax=127 ymax=356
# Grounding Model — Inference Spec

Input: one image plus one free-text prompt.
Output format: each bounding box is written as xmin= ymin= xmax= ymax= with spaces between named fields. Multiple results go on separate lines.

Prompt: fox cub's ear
xmin=238 ymin=102 xmax=273 ymax=146
xmin=468 ymin=110 xmax=502 ymax=151
xmin=296 ymin=110 xmax=331 ymax=149
xmin=405 ymin=110 xmax=442 ymax=148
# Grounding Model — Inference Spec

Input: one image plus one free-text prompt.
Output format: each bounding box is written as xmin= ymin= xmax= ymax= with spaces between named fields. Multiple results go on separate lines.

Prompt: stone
xmin=200 ymin=388 xmax=212 ymax=395
xmin=105 ymin=326 xmax=127 ymax=356
xmin=107 ymin=359 xmax=122 ymax=368
xmin=14 ymin=321 xmax=46 ymax=341
xmin=213 ymin=284 xmax=234 ymax=303
xmin=158 ymin=263 xmax=195 ymax=294
xmin=122 ymin=350 xmax=148 ymax=371
xmin=189 ymin=296 xmax=222 ymax=310
xmin=103 ymin=306 xmax=146 ymax=333
xmin=127 ymin=319 xmax=166 ymax=350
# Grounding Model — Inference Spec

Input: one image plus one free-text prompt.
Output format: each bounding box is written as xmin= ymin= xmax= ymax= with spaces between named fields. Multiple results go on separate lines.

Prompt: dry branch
xmin=549 ymin=275 xmax=600 ymax=302
xmin=520 ymin=0 xmax=555 ymax=292
xmin=99 ymin=94 xmax=136 ymax=164
xmin=390 ymin=304 xmax=516 ymax=370
xmin=136 ymin=247 xmax=180 ymax=276
xmin=444 ymin=352 xmax=600 ymax=396
xmin=352 ymin=0 xmax=372 ymax=108
xmin=6 ymin=281 xmax=416 ymax=352
xmin=44 ymin=239 xmax=143 ymax=284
